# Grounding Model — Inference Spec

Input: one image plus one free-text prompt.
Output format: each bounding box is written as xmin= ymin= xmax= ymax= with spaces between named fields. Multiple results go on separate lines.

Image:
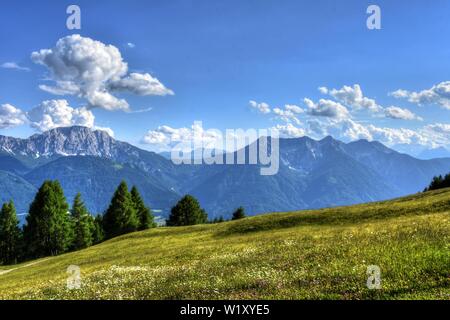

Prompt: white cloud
xmin=0 ymin=99 xmax=114 ymax=135
xmin=285 ymin=104 xmax=304 ymax=114
xmin=1 ymin=62 xmax=30 ymax=72
xmin=110 ymin=73 xmax=174 ymax=96
xmin=384 ymin=106 xmax=422 ymax=121
xmin=318 ymin=86 xmax=328 ymax=95
xmin=93 ymin=126 xmax=115 ymax=137
xmin=0 ymin=104 xmax=28 ymax=129
xmin=249 ymin=100 xmax=271 ymax=114
xmin=126 ymin=42 xmax=135 ymax=48
xmin=390 ymin=81 xmax=450 ymax=109
xmin=273 ymin=106 xmax=302 ymax=125
xmin=321 ymin=84 xmax=383 ymax=113
xmin=31 ymin=34 xmax=173 ymax=111
xmin=336 ymin=120 xmax=450 ymax=149
xmin=283 ymin=116 xmax=448 ymax=150
xmin=27 ymin=99 xmax=95 ymax=132
xmin=339 ymin=119 xmax=373 ymax=141
xmin=421 ymin=123 xmax=450 ymax=147
xmin=365 ymin=125 xmax=427 ymax=146
xmin=304 ymin=98 xmax=350 ymax=120
xmin=271 ymin=123 xmax=305 ymax=138
xmin=142 ymin=122 xmax=222 ymax=151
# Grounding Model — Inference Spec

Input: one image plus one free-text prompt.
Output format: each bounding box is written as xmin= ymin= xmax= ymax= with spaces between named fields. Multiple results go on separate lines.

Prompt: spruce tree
xmin=425 ymin=173 xmax=450 ymax=191
xmin=130 ymin=186 xmax=155 ymax=230
xmin=232 ymin=207 xmax=246 ymax=220
xmin=91 ymin=214 xmax=104 ymax=244
xmin=23 ymin=180 xmax=72 ymax=258
xmin=70 ymin=193 xmax=93 ymax=250
xmin=166 ymin=195 xmax=208 ymax=226
xmin=0 ymin=201 xmax=21 ymax=265
xmin=103 ymin=181 xmax=138 ymax=239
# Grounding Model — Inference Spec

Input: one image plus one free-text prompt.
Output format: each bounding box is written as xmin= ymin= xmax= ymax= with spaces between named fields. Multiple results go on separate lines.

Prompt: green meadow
xmin=0 ymin=188 xmax=449 ymax=300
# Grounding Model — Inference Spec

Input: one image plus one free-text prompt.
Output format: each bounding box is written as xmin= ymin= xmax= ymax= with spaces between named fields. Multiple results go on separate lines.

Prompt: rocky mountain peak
xmin=0 ymin=126 xmax=117 ymax=159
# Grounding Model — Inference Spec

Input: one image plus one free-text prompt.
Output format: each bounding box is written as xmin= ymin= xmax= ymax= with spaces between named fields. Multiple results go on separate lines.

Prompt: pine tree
xmin=23 ymin=180 xmax=72 ymax=258
xmin=0 ymin=201 xmax=21 ymax=265
xmin=130 ymin=186 xmax=155 ymax=230
xmin=70 ymin=193 xmax=93 ymax=250
xmin=91 ymin=214 xmax=104 ymax=244
xmin=232 ymin=207 xmax=246 ymax=220
xmin=103 ymin=181 xmax=138 ymax=239
xmin=425 ymin=173 xmax=450 ymax=191
xmin=166 ymin=195 xmax=208 ymax=226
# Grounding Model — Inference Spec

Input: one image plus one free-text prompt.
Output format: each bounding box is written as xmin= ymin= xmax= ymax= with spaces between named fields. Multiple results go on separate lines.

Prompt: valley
xmin=1 ymin=126 xmax=450 ymax=219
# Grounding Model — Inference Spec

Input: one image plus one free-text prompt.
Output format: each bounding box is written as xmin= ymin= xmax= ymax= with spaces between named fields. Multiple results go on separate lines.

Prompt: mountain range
xmin=0 ymin=126 xmax=449 ymax=220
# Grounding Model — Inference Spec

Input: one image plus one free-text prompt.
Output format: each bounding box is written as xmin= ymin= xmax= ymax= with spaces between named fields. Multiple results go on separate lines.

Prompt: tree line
xmin=0 ymin=180 xmax=246 ymax=265
xmin=0 ymin=180 xmax=154 ymax=265
xmin=424 ymin=173 xmax=450 ymax=192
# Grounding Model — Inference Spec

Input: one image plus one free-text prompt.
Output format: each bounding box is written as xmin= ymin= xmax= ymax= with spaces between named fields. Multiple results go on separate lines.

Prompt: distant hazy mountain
xmin=1 ymin=126 xmax=449 ymax=219
xmin=24 ymin=156 xmax=180 ymax=214
xmin=187 ymin=137 xmax=400 ymax=215
xmin=417 ymin=147 xmax=450 ymax=160
xmin=0 ymin=171 xmax=36 ymax=215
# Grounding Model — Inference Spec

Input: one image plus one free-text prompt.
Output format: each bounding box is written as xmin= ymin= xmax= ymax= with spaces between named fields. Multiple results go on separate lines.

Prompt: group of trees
xmin=166 ymin=196 xmax=246 ymax=226
xmin=103 ymin=182 xmax=155 ymax=239
xmin=1 ymin=179 xmax=247 ymax=265
xmin=0 ymin=180 xmax=154 ymax=265
xmin=424 ymin=173 xmax=450 ymax=192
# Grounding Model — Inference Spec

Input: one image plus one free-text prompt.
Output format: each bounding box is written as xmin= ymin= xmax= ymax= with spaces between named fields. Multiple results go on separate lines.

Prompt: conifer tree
xmin=23 ymin=180 xmax=72 ymax=258
xmin=232 ymin=207 xmax=246 ymax=220
xmin=70 ymin=193 xmax=93 ymax=250
xmin=424 ymin=173 xmax=450 ymax=191
xmin=130 ymin=186 xmax=155 ymax=230
xmin=91 ymin=214 xmax=104 ymax=244
xmin=103 ymin=181 xmax=138 ymax=239
xmin=166 ymin=195 xmax=208 ymax=226
xmin=0 ymin=201 xmax=21 ymax=265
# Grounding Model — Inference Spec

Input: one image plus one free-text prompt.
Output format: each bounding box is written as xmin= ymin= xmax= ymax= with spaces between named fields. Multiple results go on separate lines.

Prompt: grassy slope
xmin=0 ymin=189 xmax=449 ymax=300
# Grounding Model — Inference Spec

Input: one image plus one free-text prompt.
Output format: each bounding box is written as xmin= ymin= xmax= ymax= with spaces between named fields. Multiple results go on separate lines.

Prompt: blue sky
xmin=0 ymin=0 xmax=449 ymax=155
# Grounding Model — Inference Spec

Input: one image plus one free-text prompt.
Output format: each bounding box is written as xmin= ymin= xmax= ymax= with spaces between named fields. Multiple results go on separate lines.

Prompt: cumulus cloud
xmin=142 ymin=122 xmax=222 ymax=151
xmin=320 ymin=84 xmax=383 ymax=113
xmin=110 ymin=73 xmax=174 ymax=96
xmin=27 ymin=100 xmax=95 ymax=132
xmin=365 ymin=125 xmax=427 ymax=146
xmin=1 ymin=62 xmax=30 ymax=72
xmin=304 ymin=98 xmax=350 ymax=120
xmin=0 ymin=104 xmax=28 ymax=129
xmin=93 ymin=126 xmax=115 ymax=137
xmin=285 ymin=104 xmax=304 ymax=114
xmin=338 ymin=119 xmax=373 ymax=141
xmin=271 ymin=123 xmax=305 ymax=138
xmin=384 ymin=106 xmax=422 ymax=121
xmin=31 ymin=34 xmax=173 ymax=111
xmin=275 ymin=115 xmax=449 ymax=150
xmin=249 ymin=100 xmax=271 ymax=114
xmin=421 ymin=123 xmax=450 ymax=147
xmin=390 ymin=81 xmax=450 ymax=109
xmin=330 ymin=120 xmax=450 ymax=149
xmin=273 ymin=105 xmax=302 ymax=125
xmin=0 ymin=99 xmax=113 ymax=135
